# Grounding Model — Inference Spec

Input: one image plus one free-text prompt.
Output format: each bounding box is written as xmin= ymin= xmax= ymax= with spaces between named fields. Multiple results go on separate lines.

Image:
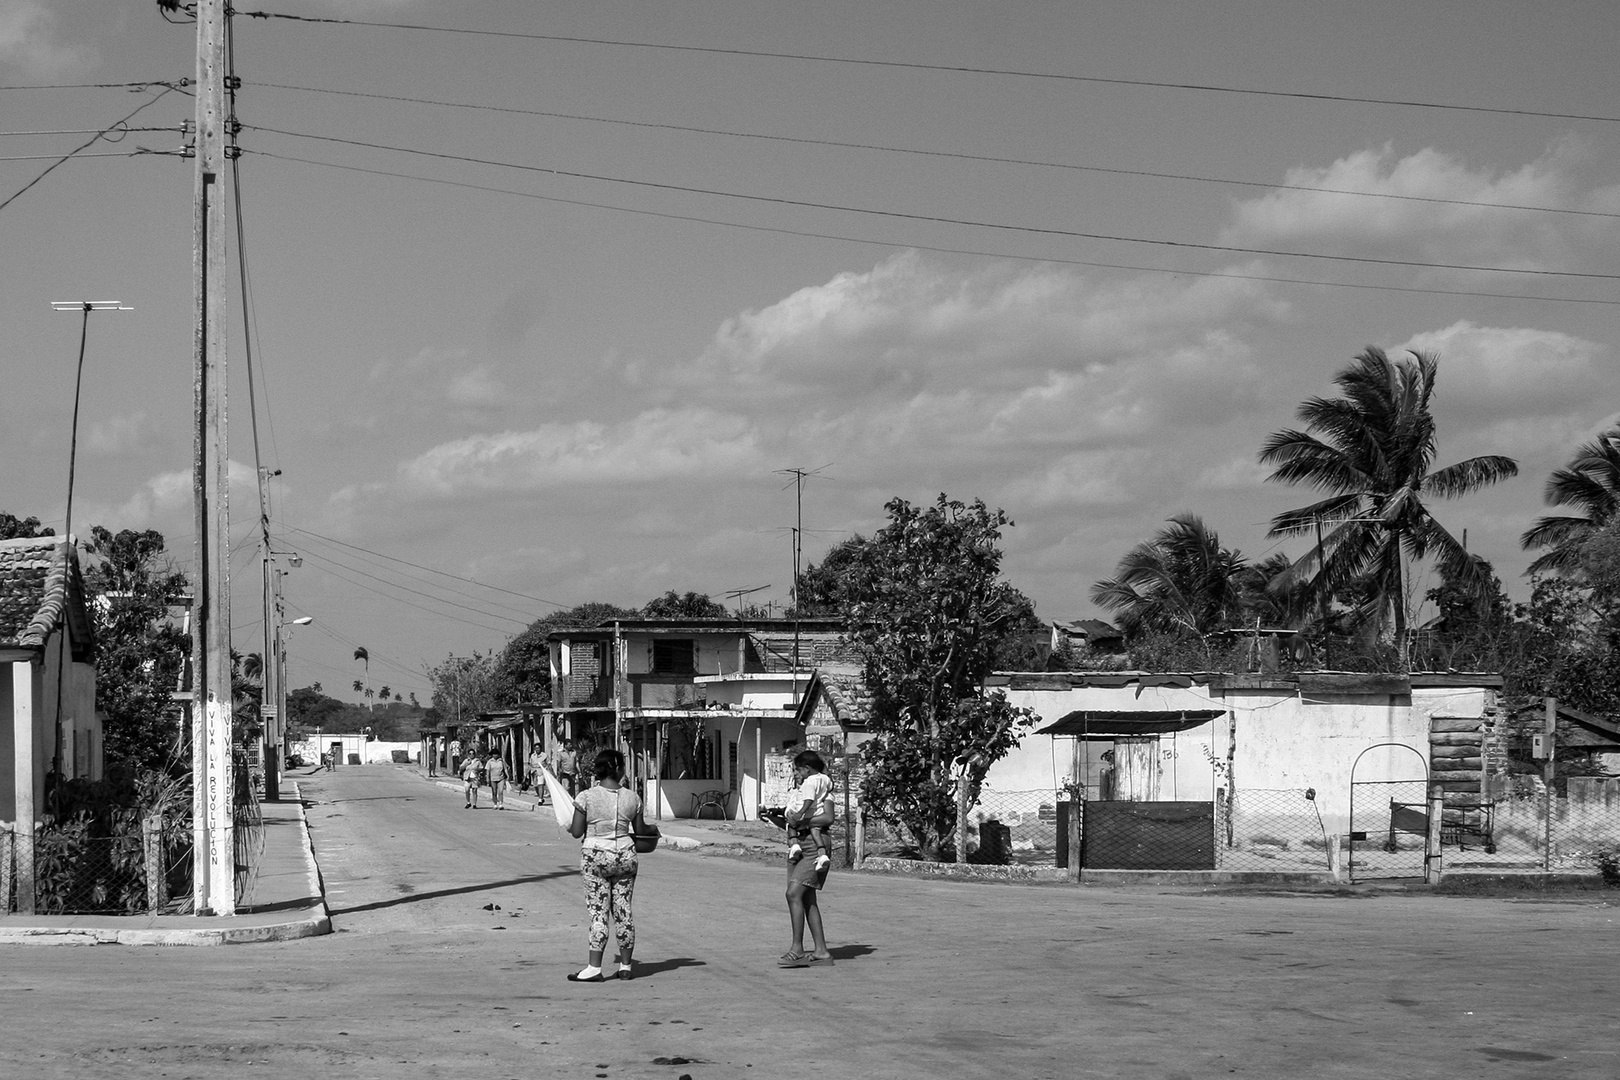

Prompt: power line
xmin=286 ymin=529 xmax=543 ymax=622
xmin=245 ymin=124 xmax=1620 ymax=283
xmin=252 ymin=81 xmax=1620 ymax=222
xmin=0 ymin=80 xmax=183 ymax=91
xmin=0 ymin=86 xmax=176 ymax=215
xmin=283 ymin=523 xmax=568 ymax=609
xmin=293 ymin=546 xmax=527 ymax=635
xmin=254 ymin=150 xmax=1620 ymax=308
xmin=0 ymin=126 xmax=176 ymax=136
xmin=237 ymin=10 xmax=1620 ymax=125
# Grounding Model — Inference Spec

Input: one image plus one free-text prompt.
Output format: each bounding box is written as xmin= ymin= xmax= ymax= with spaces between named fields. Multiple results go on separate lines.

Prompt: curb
xmin=0 ymin=785 xmax=332 ymax=947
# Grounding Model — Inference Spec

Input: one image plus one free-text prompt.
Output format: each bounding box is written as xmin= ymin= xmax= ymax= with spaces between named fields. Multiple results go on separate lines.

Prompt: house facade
xmin=1 ymin=536 xmax=101 ymax=912
xmin=545 ymin=617 xmax=846 ymax=819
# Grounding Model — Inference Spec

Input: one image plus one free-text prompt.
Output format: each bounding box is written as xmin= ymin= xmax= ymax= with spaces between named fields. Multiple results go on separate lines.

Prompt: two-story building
xmin=545 ymin=617 xmax=848 ymax=819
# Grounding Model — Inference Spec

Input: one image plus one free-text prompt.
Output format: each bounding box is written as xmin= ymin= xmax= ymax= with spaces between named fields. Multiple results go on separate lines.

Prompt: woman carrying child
xmin=779 ymin=749 xmax=835 ymax=968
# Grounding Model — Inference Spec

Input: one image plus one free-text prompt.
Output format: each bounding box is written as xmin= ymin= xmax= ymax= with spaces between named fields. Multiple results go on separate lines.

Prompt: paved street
xmin=2 ymin=764 xmax=1617 ymax=1079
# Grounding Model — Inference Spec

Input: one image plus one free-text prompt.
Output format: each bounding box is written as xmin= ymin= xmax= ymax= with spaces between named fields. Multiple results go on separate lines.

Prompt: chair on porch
xmin=690 ymin=789 xmax=731 ymax=820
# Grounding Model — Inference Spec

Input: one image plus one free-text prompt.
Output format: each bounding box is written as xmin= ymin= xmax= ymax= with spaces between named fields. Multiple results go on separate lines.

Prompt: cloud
xmin=1400 ymin=321 xmax=1607 ymax=421
xmin=85 ymin=412 xmax=148 ymax=456
xmin=1223 ymin=141 xmax=1613 ymax=271
xmin=694 ymin=252 xmax=1280 ymax=399
xmin=112 ymin=460 xmax=260 ymax=527
xmin=0 ymin=1 xmax=94 ymax=76
xmin=394 ymin=408 xmax=761 ymax=498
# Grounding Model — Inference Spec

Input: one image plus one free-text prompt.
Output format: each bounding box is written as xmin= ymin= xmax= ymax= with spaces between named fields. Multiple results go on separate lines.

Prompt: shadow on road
xmin=330 ymin=872 xmax=575 ymax=916
xmin=829 ymin=944 xmax=877 ymax=960
xmin=627 ymin=957 xmax=708 ymax=979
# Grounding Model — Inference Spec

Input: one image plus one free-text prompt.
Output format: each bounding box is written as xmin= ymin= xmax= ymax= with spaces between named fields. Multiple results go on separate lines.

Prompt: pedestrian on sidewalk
xmin=461 ymin=753 xmax=483 ymax=808
xmin=487 ymin=751 xmax=508 ymax=809
xmin=566 ymin=748 xmax=644 ymax=983
xmin=556 ymin=739 xmax=578 ymax=798
xmin=526 ymin=746 xmax=546 ymax=803
xmin=449 ymin=737 xmax=463 ymax=775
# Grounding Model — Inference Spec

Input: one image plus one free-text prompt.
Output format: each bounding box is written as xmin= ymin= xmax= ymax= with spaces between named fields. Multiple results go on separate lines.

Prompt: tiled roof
xmin=807 ymin=661 xmax=875 ymax=729
xmin=0 ymin=536 xmax=93 ymax=654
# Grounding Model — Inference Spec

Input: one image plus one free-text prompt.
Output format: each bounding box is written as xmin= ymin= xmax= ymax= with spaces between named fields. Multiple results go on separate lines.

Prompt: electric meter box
xmin=1532 ymin=733 xmax=1551 ymax=759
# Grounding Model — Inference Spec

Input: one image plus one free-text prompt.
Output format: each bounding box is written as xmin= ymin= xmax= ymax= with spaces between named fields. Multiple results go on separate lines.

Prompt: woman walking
xmin=566 ymin=748 xmax=645 ymax=982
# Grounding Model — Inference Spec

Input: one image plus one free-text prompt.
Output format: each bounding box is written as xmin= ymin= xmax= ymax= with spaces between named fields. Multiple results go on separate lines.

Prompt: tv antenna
xmin=725 ymin=584 xmax=772 ymax=615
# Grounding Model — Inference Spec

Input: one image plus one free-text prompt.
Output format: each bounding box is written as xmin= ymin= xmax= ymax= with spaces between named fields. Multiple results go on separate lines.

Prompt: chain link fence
xmin=1442 ymin=778 xmax=1620 ymax=874
xmin=969 ymin=789 xmax=1060 ymax=865
xmin=1216 ymin=788 xmax=1332 ymax=872
xmin=3 ymin=819 xmax=192 ymax=916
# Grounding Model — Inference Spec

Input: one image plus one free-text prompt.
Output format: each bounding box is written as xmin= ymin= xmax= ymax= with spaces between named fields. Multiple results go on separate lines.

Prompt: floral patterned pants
xmin=581 ymin=847 xmax=638 ymax=953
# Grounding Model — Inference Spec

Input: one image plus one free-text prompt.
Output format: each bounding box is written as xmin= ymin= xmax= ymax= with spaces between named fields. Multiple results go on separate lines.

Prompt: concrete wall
xmin=981 ymin=677 xmax=1477 ymax=838
xmin=294 ymin=735 xmax=417 ymax=765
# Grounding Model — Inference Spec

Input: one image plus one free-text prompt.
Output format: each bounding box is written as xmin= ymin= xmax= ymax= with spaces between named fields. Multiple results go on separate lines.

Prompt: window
xmin=652 ymin=638 xmax=695 ymax=675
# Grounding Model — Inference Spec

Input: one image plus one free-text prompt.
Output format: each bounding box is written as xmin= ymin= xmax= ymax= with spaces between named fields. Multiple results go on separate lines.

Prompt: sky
xmin=3 ymin=0 xmax=1618 ymax=705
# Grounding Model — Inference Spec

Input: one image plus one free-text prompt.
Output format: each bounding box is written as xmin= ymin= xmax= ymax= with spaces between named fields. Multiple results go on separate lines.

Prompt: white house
xmin=1 ymin=536 xmax=102 ymax=913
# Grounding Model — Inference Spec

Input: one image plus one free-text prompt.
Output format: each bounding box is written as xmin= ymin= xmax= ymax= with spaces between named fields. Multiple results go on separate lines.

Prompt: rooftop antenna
xmin=52 ymin=301 xmax=132 ymax=541
xmin=774 ymin=465 xmax=832 ymax=693
xmin=725 ymin=584 xmax=772 ymax=616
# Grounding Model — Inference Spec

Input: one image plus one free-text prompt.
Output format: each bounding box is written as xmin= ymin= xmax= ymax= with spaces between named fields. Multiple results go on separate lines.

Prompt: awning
xmin=1037 ymin=709 xmax=1225 ymax=738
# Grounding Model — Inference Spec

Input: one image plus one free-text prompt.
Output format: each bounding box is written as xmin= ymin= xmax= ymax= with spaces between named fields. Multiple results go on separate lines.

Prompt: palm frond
xmin=1424 ymin=455 xmax=1519 ymax=499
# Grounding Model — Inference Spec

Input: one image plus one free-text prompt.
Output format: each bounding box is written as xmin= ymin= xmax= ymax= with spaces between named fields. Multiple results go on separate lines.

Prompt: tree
xmin=1259 ymin=348 xmax=1517 ymax=666
xmin=844 ymin=495 xmax=1037 ymax=860
xmin=378 ymin=685 xmax=392 ymax=702
xmin=1521 ymin=427 xmax=1620 ymax=576
xmin=494 ymin=601 xmax=638 ymax=706
xmin=428 ymin=652 xmax=503 ymax=727
xmin=791 ymin=535 xmax=876 ymax=616
xmin=1092 ymin=514 xmax=1252 ymax=638
xmin=81 ymin=525 xmax=191 ymax=771
xmin=0 ymin=512 xmax=54 ymax=540
xmin=641 ymin=590 xmax=727 ymax=619
xmin=353 ymin=646 xmax=371 ymax=710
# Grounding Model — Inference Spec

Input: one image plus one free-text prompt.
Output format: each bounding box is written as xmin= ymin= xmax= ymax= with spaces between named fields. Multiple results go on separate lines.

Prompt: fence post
xmin=142 ymin=814 xmax=166 ymax=913
xmin=854 ymin=801 xmax=865 ymax=868
xmin=955 ymin=780 xmax=969 ymax=865
xmin=0 ymin=824 xmax=11 ymax=913
xmin=1326 ymin=834 xmax=1342 ymax=882
xmin=1066 ymin=800 xmax=1082 ymax=883
xmin=1426 ymin=788 xmax=1444 ymax=885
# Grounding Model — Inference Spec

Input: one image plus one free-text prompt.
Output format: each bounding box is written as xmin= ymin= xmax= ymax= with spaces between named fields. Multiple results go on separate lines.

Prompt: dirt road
xmin=2 ymin=765 xmax=1615 ymax=1078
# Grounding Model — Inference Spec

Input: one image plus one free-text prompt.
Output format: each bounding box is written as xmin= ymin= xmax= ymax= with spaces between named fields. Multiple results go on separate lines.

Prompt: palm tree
xmin=1521 ymin=427 xmax=1620 ymax=575
xmin=354 ymin=646 xmax=371 ymax=711
xmin=1259 ymin=347 xmax=1518 ymax=664
xmin=378 ymin=685 xmax=392 ymax=705
xmin=352 ymin=678 xmax=364 ymax=695
xmin=1092 ymin=513 xmax=1252 ymax=636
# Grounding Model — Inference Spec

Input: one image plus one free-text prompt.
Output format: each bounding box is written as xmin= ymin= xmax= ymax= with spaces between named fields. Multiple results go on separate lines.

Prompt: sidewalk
xmin=0 ymin=779 xmax=330 ymax=946
xmin=416 ymin=767 xmax=780 ymax=852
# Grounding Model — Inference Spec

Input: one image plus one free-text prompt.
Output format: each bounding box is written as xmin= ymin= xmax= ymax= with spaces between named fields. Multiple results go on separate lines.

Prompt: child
xmin=784 ymin=750 xmax=835 ymax=873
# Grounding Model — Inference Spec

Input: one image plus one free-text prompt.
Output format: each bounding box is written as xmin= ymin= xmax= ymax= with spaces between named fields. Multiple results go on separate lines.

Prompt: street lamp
xmin=270 ymin=614 xmax=313 ymax=797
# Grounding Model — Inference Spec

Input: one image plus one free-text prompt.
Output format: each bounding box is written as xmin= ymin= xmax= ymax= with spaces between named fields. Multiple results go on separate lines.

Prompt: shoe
xmin=814 ymin=853 xmax=831 ymax=871
xmin=807 ymin=955 xmax=835 ymax=967
xmin=566 ymin=969 xmax=605 ymax=983
xmin=787 ymin=844 xmax=803 ymax=863
xmin=777 ymin=951 xmax=813 ymax=968
xmin=464 ymin=803 xmax=470 ymax=808
xmin=616 ymin=963 xmax=633 ymax=981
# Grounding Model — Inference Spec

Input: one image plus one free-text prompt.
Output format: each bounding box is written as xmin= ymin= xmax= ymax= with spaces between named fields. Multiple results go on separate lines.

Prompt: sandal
xmin=777 ymin=951 xmax=812 ymax=968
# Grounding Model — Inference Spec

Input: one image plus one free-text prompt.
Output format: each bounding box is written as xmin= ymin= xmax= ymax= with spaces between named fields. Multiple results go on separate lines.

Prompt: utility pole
xmin=258 ymin=470 xmax=281 ymax=801
xmin=191 ymin=0 xmax=234 ymax=917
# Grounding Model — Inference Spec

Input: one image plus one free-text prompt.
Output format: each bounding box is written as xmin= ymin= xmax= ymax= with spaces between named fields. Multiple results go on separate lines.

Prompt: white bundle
xmin=540 ymin=765 xmax=576 ymax=830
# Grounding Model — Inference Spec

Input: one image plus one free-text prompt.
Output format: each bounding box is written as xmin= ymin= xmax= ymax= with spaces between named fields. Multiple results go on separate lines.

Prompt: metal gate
xmin=1348 ymin=743 xmax=1431 ymax=882
xmin=1080 ymin=800 xmax=1215 ymax=870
